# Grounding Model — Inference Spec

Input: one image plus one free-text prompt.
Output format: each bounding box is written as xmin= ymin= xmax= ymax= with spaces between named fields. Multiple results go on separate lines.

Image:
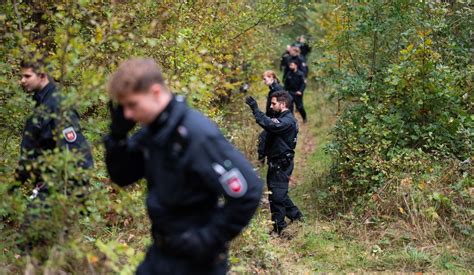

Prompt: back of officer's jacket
xmin=104 ymin=96 xmax=263 ymax=258
xmin=17 ymin=82 xmax=93 ymax=183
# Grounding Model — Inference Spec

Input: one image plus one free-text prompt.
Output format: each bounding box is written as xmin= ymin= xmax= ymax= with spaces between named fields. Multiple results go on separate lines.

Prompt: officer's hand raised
xmin=245 ymin=96 xmax=258 ymax=112
xmin=108 ymin=101 xmax=136 ymax=140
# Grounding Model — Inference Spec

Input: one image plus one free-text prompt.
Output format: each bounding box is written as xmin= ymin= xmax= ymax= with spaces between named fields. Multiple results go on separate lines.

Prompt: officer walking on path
xmin=292 ymin=35 xmax=312 ymax=59
xmin=280 ymin=45 xmax=292 ymax=74
xmin=282 ymin=46 xmax=308 ymax=81
xmin=103 ymin=58 xmax=262 ymax=274
xmin=284 ymin=61 xmax=307 ymax=123
xmin=246 ymin=92 xmax=303 ymax=235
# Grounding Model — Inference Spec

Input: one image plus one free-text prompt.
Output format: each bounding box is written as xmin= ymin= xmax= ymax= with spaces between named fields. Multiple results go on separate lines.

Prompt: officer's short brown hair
xmin=271 ymin=91 xmax=291 ymax=107
xmin=108 ymin=58 xmax=165 ymax=99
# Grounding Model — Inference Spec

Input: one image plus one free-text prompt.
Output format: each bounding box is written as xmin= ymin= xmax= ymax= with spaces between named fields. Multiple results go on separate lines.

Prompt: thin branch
xmin=13 ymin=0 xmax=23 ymax=34
xmin=231 ymin=12 xmax=269 ymax=41
xmin=59 ymin=0 xmax=75 ymax=88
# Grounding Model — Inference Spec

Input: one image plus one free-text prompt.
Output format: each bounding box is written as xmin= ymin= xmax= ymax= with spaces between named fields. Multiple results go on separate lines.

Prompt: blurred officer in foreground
xmin=246 ymin=92 xmax=303 ymax=235
xmin=104 ymin=58 xmax=262 ymax=274
xmin=17 ymin=59 xmax=93 ymax=197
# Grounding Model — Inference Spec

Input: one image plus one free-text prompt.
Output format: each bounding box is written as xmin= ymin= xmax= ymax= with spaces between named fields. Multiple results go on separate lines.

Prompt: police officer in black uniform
xmin=17 ymin=60 xmax=93 ymax=196
xmin=284 ymin=61 xmax=307 ymax=123
xmin=292 ymin=35 xmax=312 ymax=59
xmin=280 ymin=45 xmax=292 ymax=74
xmin=246 ymin=92 xmax=303 ymax=234
xmin=258 ymin=71 xmax=294 ymax=164
xmin=103 ymin=58 xmax=262 ymax=274
xmin=283 ymin=46 xmax=308 ymax=81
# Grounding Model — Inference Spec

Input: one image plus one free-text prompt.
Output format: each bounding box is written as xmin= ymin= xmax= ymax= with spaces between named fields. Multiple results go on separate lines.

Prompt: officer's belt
xmin=268 ymin=152 xmax=294 ymax=162
xmin=268 ymin=152 xmax=294 ymax=167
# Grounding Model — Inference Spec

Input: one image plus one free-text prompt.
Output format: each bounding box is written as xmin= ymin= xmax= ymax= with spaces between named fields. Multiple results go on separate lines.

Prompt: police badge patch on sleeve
xmin=62 ymin=126 xmax=77 ymax=143
xmin=212 ymin=163 xmax=248 ymax=198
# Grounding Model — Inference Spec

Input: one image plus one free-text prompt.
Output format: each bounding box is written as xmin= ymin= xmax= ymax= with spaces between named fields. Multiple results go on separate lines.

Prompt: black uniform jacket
xmin=283 ymin=55 xmax=308 ymax=79
xmin=292 ymin=41 xmax=312 ymax=58
xmin=284 ymin=69 xmax=306 ymax=94
xmin=251 ymin=108 xmax=298 ymax=160
xmin=17 ymin=82 xmax=93 ymax=183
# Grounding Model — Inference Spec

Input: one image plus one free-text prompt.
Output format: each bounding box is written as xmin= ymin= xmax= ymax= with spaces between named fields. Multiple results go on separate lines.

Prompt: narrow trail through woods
xmin=259 ymin=82 xmax=353 ymax=273
xmin=241 ymin=78 xmax=472 ymax=273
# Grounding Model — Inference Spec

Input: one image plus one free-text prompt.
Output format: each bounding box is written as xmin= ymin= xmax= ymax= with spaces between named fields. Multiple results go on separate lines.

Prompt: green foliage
xmin=95 ymin=239 xmax=144 ymax=275
xmin=0 ymin=0 xmax=302 ymax=273
xmin=307 ymin=1 xmax=473 ymax=243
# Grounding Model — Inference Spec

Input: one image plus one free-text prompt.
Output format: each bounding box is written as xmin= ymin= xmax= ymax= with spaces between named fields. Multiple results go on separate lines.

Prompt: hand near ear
xmin=108 ymin=101 xmax=136 ymax=140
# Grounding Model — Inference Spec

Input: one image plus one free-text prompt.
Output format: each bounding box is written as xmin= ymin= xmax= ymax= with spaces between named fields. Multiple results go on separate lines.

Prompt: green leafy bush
xmin=0 ymin=0 xmax=301 ymax=272
xmin=308 ymin=1 xmax=472 ymax=242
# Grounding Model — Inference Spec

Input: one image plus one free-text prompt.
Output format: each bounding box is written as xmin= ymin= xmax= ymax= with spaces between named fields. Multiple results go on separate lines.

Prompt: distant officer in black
xmin=258 ymin=70 xmax=293 ymax=164
xmin=292 ymin=35 xmax=311 ymax=59
xmin=282 ymin=46 xmax=308 ymax=81
xmin=104 ymin=58 xmax=262 ymax=274
xmin=246 ymin=92 xmax=303 ymax=234
xmin=279 ymin=45 xmax=292 ymax=73
xmin=284 ymin=61 xmax=307 ymax=123
xmin=17 ymin=60 xmax=93 ymax=196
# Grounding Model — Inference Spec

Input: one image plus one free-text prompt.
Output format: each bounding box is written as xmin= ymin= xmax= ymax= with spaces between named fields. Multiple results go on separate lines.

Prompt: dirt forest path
xmin=291 ymin=103 xmax=316 ymax=189
xmin=257 ymin=82 xmax=365 ymax=273
xmin=240 ymin=78 xmax=472 ymax=273
xmin=235 ymin=81 xmax=387 ymax=273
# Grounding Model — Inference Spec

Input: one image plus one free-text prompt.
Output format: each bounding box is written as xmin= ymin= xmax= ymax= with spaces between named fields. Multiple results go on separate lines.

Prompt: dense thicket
xmin=308 ymin=1 xmax=472 ymax=241
xmin=0 ymin=1 xmax=303 ymax=272
xmin=1 ymin=0 xmax=472 ymax=273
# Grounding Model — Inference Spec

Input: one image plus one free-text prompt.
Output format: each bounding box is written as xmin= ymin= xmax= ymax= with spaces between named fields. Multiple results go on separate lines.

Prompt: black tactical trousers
xmin=136 ymin=243 xmax=228 ymax=275
xmin=292 ymin=94 xmax=307 ymax=121
xmin=266 ymin=158 xmax=302 ymax=232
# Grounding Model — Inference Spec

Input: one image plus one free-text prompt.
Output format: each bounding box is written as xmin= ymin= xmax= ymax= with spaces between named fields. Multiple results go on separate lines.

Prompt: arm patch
xmin=62 ymin=127 xmax=77 ymax=143
xmin=218 ymin=168 xmax=248 ymax=198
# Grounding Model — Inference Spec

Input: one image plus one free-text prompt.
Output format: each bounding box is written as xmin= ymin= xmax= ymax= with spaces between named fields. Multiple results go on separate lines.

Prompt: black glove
xmin=109 ymin=101 xmax=136 ymax=140
xmin=245 ymin=96 xmax=258 ymax=112
xmin=165 ymin=230 xmax=218 ymax=262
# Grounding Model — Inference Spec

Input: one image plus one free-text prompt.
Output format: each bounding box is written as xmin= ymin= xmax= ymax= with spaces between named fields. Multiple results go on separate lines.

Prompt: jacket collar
xmin=33 ymin=81 xmax=56 ymax=105
xmin=146 ymin=95 xmax=188 ymax=145
xmin=269 ymin=82 xmax=278 ymax=93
